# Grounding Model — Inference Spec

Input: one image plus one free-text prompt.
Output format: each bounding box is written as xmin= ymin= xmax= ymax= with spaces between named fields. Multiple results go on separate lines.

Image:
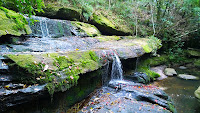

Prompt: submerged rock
xmin=178 ymin=74 xmax=199 ymax=80
xmin=179 ymin=66 xmax=187 ymax=70
xmin=164 ymin=68 xmax=177 ymax=76
xmin=195 ymin=86 xmax=200 ymax=99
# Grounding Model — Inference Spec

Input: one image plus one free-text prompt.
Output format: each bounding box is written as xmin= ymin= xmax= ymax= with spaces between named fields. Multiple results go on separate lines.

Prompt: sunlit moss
xmin=0 ymin=7 xmax=31 ymax=36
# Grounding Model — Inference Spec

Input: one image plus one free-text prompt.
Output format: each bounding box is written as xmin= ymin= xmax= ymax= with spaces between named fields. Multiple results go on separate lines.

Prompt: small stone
xmin=178 ymin=74 xmax=199 ymax=80
xmin=179 ymin=66 xmax=187 ymax=70
xmin=164 ymin=68 xmax=177 ymax=76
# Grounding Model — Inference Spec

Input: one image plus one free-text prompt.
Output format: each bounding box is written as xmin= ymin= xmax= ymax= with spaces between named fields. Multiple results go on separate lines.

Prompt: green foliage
xmin=1 ymin=0 xmax=44 ymax=17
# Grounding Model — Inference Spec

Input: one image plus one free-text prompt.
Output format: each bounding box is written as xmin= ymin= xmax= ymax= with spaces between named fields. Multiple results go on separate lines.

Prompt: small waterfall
xmin=111 ymin=53 xmax=123 ymax=80
xmin=40 ymin=18 xmax=50 ymax=38
xmin=135 ymin=57 xmax=139 ymax=72
xmin=25 ymin=15 xmax=72 ymax=38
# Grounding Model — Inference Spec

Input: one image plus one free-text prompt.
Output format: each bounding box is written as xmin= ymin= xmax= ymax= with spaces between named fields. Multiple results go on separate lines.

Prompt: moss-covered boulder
xmin=90 ymin=13 xmax=131 ymax=36
xmin=36 ymin=4 xmax=60 ymax=19
xmin=56 ymin=7 xmax=82 ymax=21
xmin=71 ymin=21 xmax=101 ymax=37
xmin=0 ymin=7 xmax=32 ymax=37
xmin=5 ymin=50 xmax=100 ymax=95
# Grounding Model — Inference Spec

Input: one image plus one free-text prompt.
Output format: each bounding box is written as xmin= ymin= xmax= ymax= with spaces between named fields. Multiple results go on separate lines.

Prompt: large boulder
xmin=164 ymin=68 xmax=177 ymax=76
xmin=36 ymin=4 xmax=83 ymax=21
xmin=90 ymin=13 xmax=131 ymax=36
xmin=0 ymin=7 xmax=32 ymax=37
xmin=71 ymin=21 xmax=101 ymax=37
xmin=195 ymin=86 xmax=200 ymax=99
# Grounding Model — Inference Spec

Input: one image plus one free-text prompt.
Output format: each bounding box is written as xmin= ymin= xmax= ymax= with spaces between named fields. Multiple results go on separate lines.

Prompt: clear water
xmin=153 ymin=67 xmax=200 ymax=113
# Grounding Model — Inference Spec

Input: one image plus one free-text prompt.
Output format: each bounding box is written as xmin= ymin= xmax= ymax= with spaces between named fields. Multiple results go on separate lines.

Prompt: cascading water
xmin=135 ymin=57 xmax=139 ymax=72
xmin=110 ymin=53 xmax=123 ymax=80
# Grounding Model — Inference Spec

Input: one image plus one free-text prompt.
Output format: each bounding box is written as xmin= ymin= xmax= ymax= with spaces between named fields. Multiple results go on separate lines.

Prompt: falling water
xmin=134 ymin=57 xmax=139 ymax=72
xmin=111 ymin=53 xmax=123 ymax=80
xmin=40 ymin=19 xmax=50 ymax=38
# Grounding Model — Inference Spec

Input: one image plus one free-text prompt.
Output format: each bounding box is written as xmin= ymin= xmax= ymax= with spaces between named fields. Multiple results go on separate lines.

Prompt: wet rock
xmin=80 ymin=80 xmax=176 ymax=113
xmin=3 ymin=83 xmax=24 ymax=90
xmin=194 ymin=86 xmax=200 ymax=99
xmin=0 ymin=75 xmax=12 ymax=82
xmin=125 ymin=72 xmax=151 ymax=83
xmin=0 ymin=84 xmax=46 ymax=112
xmin=178 ymin=74 xmax=199 ymax=80
xmin=164 ymin=68 xmax=177 ymax=76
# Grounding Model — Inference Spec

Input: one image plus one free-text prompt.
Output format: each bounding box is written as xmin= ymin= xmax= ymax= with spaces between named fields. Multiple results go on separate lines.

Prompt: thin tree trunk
xmin=150 ymin=2 xmax=156 ymax=36
xmin=136 ymin=3 xmax=138 ymax=36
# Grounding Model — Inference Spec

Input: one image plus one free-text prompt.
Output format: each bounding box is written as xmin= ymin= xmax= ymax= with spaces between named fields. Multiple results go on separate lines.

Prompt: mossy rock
xmin=136 ymin=55 xmax=169 ymax=82
xmin=56 ymin=7 xmax=82 ymax=21
xmin=5 ymin=50 xmax=101 ymax=95
xmin=36 ymin=4 xmax=60 ymax=19
xmin=0 ymin=7 xmax=32 ymax=37
xmin=90 ymin=13 xmax=131 ymax=36
xmin=71 ymin=21 xmax=101 ymax=37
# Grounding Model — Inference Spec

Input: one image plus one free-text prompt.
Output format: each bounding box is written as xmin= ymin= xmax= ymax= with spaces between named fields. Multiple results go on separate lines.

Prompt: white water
xmin=111 ymin=53 xmax=123 ymax=80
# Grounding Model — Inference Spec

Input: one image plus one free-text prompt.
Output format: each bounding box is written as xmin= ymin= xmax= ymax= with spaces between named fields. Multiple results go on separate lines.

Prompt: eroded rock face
xmin=79 ymin=80 xmax=176 ymax=113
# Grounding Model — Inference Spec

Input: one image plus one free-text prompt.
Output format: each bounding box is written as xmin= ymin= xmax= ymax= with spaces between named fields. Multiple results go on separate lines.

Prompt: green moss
xmin=6 ymin=54 xmax=35 ymax=68
xmin=142 ymin=36 xmax=162 ymax=54
xmin=194 ymin=59 xmax=200 ymax=68
xmin=5 ymin=50 xmax=100 ymax=95
xmin=71 ymin=21 xmax=101 ymax=37
xmin=0 ymin=7 xmax=32 ymax=36
xmin=93 ymin=36 xmax=121 ymax=42
xmin=137 ymin=55 xmax=169 ymax=82
xmin=186 ymin=49 xmax=200 ymax=57
xmin=168 ymin=102 xmax=177 ymax=113
xmin=92 ymin=14 xmax=115 ymax=28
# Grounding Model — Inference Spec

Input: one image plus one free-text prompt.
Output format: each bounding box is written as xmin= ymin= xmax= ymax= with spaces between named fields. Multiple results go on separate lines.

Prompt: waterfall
xmin=111 ymin=53 xmax=123 ymax=80
xmin=135 ymin=57 xmax=139 ymax=72
xmin=40 ymin=18 xmax=50 ymax=38
xmin=25 ymin=15 xmax=72 ymax=38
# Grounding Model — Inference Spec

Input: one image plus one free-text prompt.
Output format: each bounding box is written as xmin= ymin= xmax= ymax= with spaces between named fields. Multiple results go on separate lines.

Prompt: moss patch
xmin=142 ymin=36 xmax=162 ymax=54
xmin=90 ymin=13 xmax=131 ymax=36
xmin=93 ymin=36 xmax=121 ymax=42
xmin=71 ymin=21 xmax=101 ymax=37
xmin=0 ymin=7 xmax=32 ymax=37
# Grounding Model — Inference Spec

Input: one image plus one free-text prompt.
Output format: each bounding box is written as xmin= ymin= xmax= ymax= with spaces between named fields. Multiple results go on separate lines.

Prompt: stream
xmin=153 ymin=66 xmax=200 ymax=113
